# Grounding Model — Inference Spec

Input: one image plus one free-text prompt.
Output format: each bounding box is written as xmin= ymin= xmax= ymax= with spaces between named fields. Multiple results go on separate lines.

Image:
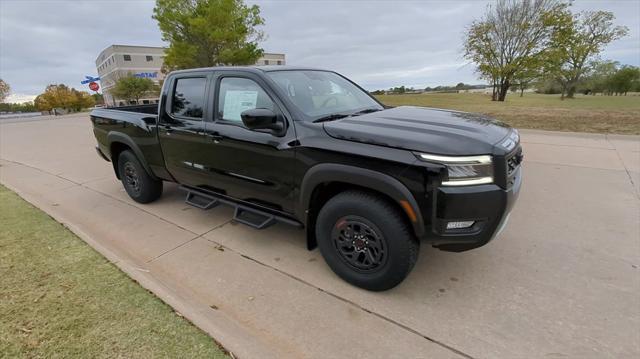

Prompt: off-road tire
xmin=315 ymin=190 xmax=419 ymax=291
xmin=118 ymin=150 xmax=162 ymax=204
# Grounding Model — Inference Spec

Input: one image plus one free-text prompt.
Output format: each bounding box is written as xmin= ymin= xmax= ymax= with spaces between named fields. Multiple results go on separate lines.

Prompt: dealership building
xmin=95 ymin=45 xmax=286 ymax=106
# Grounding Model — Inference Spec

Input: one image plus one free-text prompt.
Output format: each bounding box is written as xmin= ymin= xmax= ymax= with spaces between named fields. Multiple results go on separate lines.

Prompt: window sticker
xmin=222 ymin=90 xmax=258 ymax=122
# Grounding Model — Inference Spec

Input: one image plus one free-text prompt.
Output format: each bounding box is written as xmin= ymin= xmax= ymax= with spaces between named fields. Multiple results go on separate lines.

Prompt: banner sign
xmin=134 ymin=72 xmax=158 ymax=79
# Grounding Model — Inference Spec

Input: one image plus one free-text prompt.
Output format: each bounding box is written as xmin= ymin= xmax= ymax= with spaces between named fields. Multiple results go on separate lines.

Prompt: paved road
xmin=1 ymin=113 xmax=639 ymax=358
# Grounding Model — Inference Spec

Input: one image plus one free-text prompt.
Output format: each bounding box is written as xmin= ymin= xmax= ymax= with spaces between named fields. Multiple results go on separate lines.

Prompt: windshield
xmin=267 ymin=70 xmax=383 ymax=120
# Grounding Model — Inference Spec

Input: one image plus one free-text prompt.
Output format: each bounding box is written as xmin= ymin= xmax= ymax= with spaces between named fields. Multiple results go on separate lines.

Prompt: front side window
xmin=172 ymin=77 xmax=206 ymax=119
xmin=123 ymin=54 xmax=131 ymax=61
xmin=267 ymin=70 xmax=382 ymax=120
xmin=217 ymin=77 xmax=275 ymax=123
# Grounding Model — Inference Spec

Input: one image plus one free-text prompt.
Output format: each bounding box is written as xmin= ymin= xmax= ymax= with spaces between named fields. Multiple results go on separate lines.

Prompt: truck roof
xmin=168 ymin=65 xmax=330 ymax=75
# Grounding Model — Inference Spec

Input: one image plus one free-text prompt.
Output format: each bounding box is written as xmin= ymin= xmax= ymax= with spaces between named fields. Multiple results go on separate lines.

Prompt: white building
xmin=95 ymin=44 xmax=286 ymax=106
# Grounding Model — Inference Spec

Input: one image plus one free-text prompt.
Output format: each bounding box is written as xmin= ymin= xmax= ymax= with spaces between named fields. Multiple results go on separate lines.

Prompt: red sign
xmin=89 ymin=82 xmax=99 ymax=91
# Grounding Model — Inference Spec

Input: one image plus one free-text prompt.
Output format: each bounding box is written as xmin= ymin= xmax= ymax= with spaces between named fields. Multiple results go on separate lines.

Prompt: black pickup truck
xmin=90 ymin=66 xmax=522 ymax=291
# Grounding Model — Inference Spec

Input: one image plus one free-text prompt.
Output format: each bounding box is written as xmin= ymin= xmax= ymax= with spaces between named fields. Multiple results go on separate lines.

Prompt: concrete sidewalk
xmin=1 ymin=113 xmax=638 ymax=358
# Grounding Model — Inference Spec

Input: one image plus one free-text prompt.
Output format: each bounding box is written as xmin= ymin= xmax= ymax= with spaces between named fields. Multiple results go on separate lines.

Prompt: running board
xmin=185 ymin=191 xmax=219 ymax=210
xmin=233 ymin=206 xmax=276 ymax=229
xmin=180 ymin=185 xmax=302 ymax=230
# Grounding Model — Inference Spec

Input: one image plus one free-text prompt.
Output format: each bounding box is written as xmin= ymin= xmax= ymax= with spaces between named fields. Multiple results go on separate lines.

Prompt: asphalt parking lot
xmin=1 ymin=113 xmax=638 ymax=358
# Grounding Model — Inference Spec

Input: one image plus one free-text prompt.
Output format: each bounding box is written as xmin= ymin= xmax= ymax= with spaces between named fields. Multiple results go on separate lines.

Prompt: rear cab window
xmin=171 ymin=77 xmax=207 ymax=119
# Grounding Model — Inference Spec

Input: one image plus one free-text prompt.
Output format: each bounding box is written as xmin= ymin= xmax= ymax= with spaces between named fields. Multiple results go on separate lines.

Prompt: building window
xmin=123 ymin=54 xmax=131 ymax=61
xmin=277 ymin=60 xmax=282 ymax=65
xmin=146 ymin=55 xmax=153 ymax=62
xmin=264 ymin=60 xmax=269 ymax=65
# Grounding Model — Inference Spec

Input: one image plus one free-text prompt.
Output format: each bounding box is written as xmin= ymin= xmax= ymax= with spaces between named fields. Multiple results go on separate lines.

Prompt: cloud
xmin=5 ymin=93 xmax=37 ymax=104
xmin=0 ymin=0 xmax=638 ymax=98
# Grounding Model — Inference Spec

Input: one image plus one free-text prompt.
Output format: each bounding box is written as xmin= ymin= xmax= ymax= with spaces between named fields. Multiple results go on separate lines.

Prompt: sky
xmin=1 ymin=0 xmax=638 ymax=103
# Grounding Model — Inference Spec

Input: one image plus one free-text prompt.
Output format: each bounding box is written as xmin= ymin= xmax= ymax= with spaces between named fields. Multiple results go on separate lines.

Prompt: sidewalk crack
xmin=605 ymin=134 xmax=639 ymax=200
xmin=215 ymin=243 xmax=476 ymax=359
xmin=147 ymin=220 xmax=232 ymax=263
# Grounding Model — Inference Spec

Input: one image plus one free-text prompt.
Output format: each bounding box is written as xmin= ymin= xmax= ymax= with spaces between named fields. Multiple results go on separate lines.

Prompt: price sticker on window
xmin=223 ymin=90 xmax=258 ymax=122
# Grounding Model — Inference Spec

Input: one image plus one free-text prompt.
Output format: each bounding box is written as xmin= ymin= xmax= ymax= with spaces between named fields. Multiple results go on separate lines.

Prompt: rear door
xmin=158 ymin=72 xmax=212 ymax=185
xmin=201 ymin=72 xmax=298 ymax=213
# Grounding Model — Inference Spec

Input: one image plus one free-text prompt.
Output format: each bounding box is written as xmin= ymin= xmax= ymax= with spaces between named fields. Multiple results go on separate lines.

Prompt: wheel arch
xmin=107 ymin=132 xmax=158 ymax=181
xmin=298 ymin=163 xmax=425 ymax=249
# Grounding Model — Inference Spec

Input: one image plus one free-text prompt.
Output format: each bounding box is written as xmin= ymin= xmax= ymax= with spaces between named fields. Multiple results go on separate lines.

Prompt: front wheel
xmin=315 ymin=190 xmax=419 ymax=291
xmin=117 ymin=150 xmax=162 ymax=204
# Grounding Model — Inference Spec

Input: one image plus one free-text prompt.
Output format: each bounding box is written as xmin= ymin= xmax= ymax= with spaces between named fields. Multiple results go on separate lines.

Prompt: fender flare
xmin=107 ymin=132 xmax=159 ymax=180
xmin=297 ymin=163 xmax=425 ymax=238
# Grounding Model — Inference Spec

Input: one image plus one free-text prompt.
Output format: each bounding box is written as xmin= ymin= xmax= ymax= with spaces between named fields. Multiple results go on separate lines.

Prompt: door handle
xmin=162 ymin=124 xmax=174 ymax=134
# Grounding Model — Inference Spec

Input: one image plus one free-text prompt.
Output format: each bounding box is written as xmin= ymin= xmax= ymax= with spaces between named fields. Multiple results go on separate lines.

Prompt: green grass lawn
xmin=375 ymin=92 xmax=640 ymax=134
xmin=0 ymin=185 xmax=229 ymax=358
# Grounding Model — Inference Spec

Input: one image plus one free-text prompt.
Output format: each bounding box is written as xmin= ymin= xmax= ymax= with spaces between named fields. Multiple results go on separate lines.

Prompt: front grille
xmin=506 ymin=147 xmax=523 ymax=176
xmin=500 ymin=146 xmax=523 ymax=189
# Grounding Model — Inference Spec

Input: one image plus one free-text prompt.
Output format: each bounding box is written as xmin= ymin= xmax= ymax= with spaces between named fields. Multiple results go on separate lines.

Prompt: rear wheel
xmin=315 ymin=190 xmax=419 ymax=291
xmin=117 ymin=150 xmax=162 ymax=203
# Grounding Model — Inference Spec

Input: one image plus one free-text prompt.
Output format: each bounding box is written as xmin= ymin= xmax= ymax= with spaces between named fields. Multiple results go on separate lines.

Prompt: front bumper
xmin=429 ymin=165 xmax=522 ymax=252
xmin=95 ymin=145 xmax=110 ymax=162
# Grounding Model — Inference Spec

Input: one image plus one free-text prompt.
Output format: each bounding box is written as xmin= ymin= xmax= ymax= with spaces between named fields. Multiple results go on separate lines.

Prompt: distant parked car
xmin=89 ymin=66 xmax=523 ymax=291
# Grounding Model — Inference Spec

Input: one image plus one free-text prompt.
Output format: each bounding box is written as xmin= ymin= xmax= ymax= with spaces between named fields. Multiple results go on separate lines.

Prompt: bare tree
xmin=546 ymin=10 xmax=628 ymax=99
xmin=464 ymin=0 xmax=565 ymax=101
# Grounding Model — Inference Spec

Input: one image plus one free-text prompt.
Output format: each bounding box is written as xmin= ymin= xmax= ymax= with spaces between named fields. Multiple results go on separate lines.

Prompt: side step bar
xmin=180 ymin=185 xmax=302 ymax=230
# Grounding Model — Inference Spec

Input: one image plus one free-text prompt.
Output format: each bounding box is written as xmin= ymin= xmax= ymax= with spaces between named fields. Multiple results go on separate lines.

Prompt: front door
xmin=158 ymin=73 xmax=212 ymax=186
xmin=202 ymin=74 xmax=298 ymax=213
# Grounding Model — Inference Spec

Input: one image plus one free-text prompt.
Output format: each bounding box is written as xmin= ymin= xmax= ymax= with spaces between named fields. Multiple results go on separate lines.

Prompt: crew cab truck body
xmin=90 ymin=66 xmax=523 ymax=291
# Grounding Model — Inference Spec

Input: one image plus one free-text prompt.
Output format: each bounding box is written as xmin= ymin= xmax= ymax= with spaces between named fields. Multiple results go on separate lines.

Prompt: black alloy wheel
xmin=331 ymin=216 xmax=388 ymax=272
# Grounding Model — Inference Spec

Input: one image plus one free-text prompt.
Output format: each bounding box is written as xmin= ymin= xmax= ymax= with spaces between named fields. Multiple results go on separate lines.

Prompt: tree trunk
xmin=520 ymin=87 xmax=524 ymax=97
xmin=497 ymin=80 xmax=510 ymax=102
xmin=491 ymin=79 xmax=497 ymax=101
xmin=566 ymin=85 xmax=577 ymax=99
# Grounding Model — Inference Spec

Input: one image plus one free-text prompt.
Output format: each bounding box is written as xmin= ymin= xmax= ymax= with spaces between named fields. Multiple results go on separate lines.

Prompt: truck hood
xmin=322 ymin=106 xmax=511 ymax=155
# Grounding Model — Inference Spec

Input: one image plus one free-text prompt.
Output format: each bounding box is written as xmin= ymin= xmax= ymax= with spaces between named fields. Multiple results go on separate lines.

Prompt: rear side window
xmin=217 ymin=77 xmax=275 ymax=123
xmin=172 ymin=77 xmax=206 ymax=119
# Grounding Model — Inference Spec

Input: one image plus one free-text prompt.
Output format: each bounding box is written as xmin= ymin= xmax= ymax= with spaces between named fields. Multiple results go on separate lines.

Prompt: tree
xmin=153 ymin=0 xmax=265 ymax=71
xmin=0 ymin=78 xmax=10 ymax=103
xmin=91 ymin=93 xmax=104 ymax=105
xmin=464 ymin=0 xmax=566 ymax=102
xmin=579 ymin=60 xmax=619 ymax=95
xmin=609 ymin=66 xmax=640 ymax=96
xmin=0 ymin=101 xmax=36 ymax=113
xmin=111 ymin=76 xmax=159 ymax=103
xmin=34 ymin=84 xmax=95 ymax=112
xmin=71 ymin=89 xmax=96 ymax=110
xmin=546 ymin=10 xmax=628 ymax=99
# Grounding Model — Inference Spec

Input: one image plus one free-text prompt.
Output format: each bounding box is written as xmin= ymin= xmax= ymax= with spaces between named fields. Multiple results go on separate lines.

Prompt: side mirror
xmin=241 ymin=108 xmax=284 ymax=135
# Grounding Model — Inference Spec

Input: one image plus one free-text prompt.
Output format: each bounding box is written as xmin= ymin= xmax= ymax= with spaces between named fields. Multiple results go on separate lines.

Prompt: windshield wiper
xmin=313 ymin=108 xmax=382 ymax=123
xmin=312 ymin=113 xmax=350 ymax=123
xmin=351 ymin=108 xmax=382 ymax=116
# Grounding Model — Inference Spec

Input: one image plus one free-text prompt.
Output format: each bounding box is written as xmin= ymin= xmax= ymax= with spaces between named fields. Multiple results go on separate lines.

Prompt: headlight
xmin=416 ymin=153 xmax=493 ymax=186
xmin=500 ymin=129 xmax=519 ymax=151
